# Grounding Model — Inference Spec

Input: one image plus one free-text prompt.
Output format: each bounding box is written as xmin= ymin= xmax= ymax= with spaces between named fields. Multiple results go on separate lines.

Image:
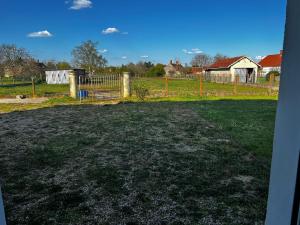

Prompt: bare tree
xmin=72 ymin=40 xmax=107 ymax=74
xmin=191 ymin=53 xmax=213 ymax=68
xmin=0 ymin=44 xmax=44 ymax=79
xmin=213 ymin=53 xmax=229 ymax=63
xmin=0 ymin=44 xmax=31 ymax=63
xmin=0 ymin=44 xmax=32 ymax=78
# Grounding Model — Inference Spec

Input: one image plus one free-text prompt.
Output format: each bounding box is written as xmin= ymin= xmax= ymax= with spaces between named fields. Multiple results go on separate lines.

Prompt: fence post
xmin=69 ymin=70 xmax=78 ymax=99
xmin=269 ymin=74 xmax=275 ymax=95
xmin=165 ymin=76 xmax=169 ymax=97
xmin=234 ymin=75 xmax=239 ymax=95
xmin=199 ymin=74 xmax=203 ymax=97
xmin=123 ymin=72 xmax=131 ymax=98
xmin=31 ymin=77 xmax=36 ymax=98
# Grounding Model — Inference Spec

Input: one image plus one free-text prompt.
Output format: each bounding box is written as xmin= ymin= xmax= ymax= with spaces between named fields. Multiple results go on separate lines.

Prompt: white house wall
xmin=261 ymin=67 xmax=281 ymax=77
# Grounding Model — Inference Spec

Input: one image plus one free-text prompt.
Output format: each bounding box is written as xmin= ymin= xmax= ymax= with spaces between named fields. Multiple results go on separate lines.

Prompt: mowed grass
xmin=0 ymin=99 xmax=276 ymax=225
xmin=0 ymin=83 xmax=69 ymax=98
xmin=0 ymin=77 xmax=276 ymax=99
xmin=133 ymin=78 xmax=275 ymax=97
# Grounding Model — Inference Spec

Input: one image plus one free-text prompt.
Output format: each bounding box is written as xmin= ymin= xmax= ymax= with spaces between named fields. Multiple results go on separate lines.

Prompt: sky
xmin=0 ymin=0 xmax=287 ymax=66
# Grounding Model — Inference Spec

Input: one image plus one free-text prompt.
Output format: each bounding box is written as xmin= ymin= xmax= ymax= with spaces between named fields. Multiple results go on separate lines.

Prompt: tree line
xmin=190 ymin=53 xmax=229 ymax=68
xmin=0 ymin=40 xmax=229 ymax=80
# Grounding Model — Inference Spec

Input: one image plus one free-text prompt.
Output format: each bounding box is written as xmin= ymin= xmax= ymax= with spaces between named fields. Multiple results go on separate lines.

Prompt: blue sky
xmin=0 ymin=0 xmax=287 ymax=66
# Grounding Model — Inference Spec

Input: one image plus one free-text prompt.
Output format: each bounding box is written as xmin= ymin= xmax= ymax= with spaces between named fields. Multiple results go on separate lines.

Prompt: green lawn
xmin=133 ymin=78 xmax=276 ymax=97
xmin=0 ymin=83 xmax=69 ymax=98
xmin=0 ymin=77 xmax=277 ymax=99
xmin=0 ymin=99 xmax=276 ymax=225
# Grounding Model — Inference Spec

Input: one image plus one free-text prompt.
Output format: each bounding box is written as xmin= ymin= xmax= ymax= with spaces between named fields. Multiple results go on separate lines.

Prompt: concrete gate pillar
xmin=123 ymin=72 xmax=131 ymax=98
xmin=69 ymin=70 xmax=78 ymax=99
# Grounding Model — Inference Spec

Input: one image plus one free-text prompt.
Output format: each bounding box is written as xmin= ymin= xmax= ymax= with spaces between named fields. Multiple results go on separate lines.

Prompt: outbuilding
xmin=205 ymin=56 xmax=261 ymax=83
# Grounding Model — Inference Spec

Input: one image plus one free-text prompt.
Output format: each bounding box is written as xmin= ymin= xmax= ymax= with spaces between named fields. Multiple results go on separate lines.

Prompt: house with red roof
xmin=258 ymin=51 xmax=282 ymax=77
xmin=205 ymin=56 xmax=261 ymax=83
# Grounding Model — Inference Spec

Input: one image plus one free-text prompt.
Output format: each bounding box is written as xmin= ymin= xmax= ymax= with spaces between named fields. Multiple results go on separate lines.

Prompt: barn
xmin=205 ymin=56 xmax=261 ymax=83
xmin=45 ymin=69 xmax=85 ymax=84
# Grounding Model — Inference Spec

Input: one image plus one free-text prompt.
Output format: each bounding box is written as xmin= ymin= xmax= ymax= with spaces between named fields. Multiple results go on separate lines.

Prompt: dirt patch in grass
xmin=0 ymin=102 xmax=270 ymax=225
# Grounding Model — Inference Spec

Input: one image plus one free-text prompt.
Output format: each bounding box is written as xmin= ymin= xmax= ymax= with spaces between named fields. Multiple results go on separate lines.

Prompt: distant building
xmin=45 ymin=69 xmax=85 ymax=84
xmin=259 ymin=51 xmax=283 ymax=77
xmin=164 ymin=60 xmax=184 ymax=77
xmin=191 ymin=67 xmax=206 ymax=75
xmin=205 ymin=56 xmax=261 ymax=83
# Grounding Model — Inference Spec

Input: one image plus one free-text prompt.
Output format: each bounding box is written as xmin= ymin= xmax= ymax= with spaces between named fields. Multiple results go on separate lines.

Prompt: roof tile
xmin=208 ymin=56 xmax=245 ymax=69
xmin=259 ymin=53 xmax=282 ymax=67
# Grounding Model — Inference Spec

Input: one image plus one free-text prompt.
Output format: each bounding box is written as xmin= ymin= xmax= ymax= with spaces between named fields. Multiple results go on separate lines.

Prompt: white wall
xmin=265 ymin=0 xmax=300 ymax=224
xmin=230 ymin=58 xmax=259 ymax=82
xmin=45 ymin=70 xmax=71 ymax=84
xmin=0 ymin=187 xmax=6 ymax=225
xmin=261 ymin=67 xmax=281 ymax=77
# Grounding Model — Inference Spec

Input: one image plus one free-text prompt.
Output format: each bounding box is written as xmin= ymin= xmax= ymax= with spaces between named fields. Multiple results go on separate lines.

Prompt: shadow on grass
xmin=0 ymin=83 xmax=32 ymax=88
xmin=0 ymin=99 xmax=277 ymax=225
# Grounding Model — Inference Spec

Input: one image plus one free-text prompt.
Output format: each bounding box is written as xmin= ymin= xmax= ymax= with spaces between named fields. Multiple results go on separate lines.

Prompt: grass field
xmin=0 ymin=98 xmax=277 ymax=225
xmin=0 ymin=77 xmax=277 ymax=99
xmin=132 ymin=78 xmax=277 ymax=97
xmin=0 ymin=83 xmax=69 ymax=98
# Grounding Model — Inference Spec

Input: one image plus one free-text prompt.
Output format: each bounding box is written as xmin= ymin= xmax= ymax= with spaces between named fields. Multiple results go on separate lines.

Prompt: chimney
xmin=170 ymin=60 xmax=173 ymax=65
xmin=176 ymin=60 xmax=179 ymax=65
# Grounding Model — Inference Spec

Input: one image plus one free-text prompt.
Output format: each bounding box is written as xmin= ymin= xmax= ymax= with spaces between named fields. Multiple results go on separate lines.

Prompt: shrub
xmin=266 ymin=71 xmax=280 ymax=81
xmin=146 ymin=64 xmax=165 ymax=77
xmin=133 ymin=83 xmax=149 ymax=101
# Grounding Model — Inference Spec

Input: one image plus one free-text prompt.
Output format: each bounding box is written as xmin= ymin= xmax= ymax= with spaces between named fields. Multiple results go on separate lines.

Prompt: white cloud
xmin=99 ymin=49 xmax=108 ymax=53
xmin=141 ymin=55 xmax=149 ymax=58
xmin=255 ymin=55 xmax=265 ymax=60
xmin=102 ymin=27 xmax=119 ymax=34
xmin=191 ymin=48 xmax=203 ymax=54
xmin=70 ymin=0 xmax=92 ymax=10
xmin=183 ymin=49 xmax=193 ymax=55
xmin=121 ymin=56 xmax=127 ymax=59
xmin=27 ymin=30 xmax=53 ymax=38
xmin=183 ymin=48 xmax=203 ymax=55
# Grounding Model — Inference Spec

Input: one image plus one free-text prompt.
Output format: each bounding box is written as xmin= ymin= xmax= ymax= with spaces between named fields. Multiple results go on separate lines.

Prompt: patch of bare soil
xmin=0 ymin=97 xmax=48 ymax=104
xmin=0 ymin=102 xmax=268 ymax=225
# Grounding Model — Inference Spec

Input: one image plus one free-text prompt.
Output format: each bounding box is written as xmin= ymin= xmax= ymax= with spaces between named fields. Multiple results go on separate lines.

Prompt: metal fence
xmin=78 ymin=74 xmax=122 ymax=102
